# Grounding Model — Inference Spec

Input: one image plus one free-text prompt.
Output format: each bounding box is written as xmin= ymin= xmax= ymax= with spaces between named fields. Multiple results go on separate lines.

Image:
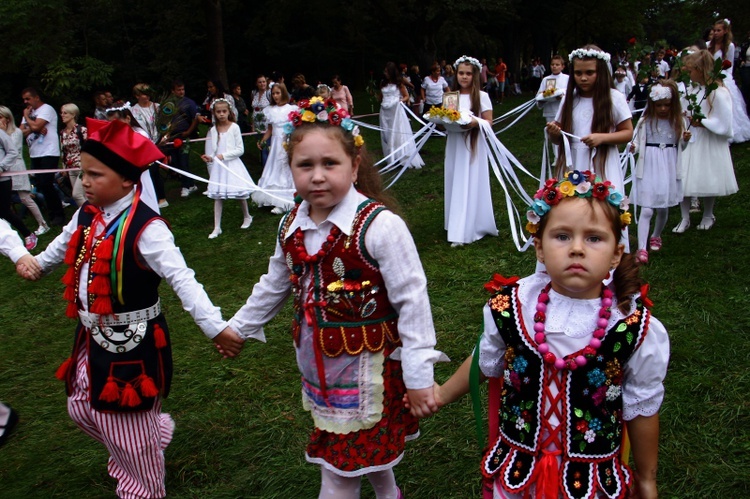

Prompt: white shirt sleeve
xmin=478 ymin=303 xmax=507 ymax=378
xmin=137 ymin=219 xmax=228 ymax=339
xmin=0 ymin=219 xmax=29 ymax=263
xmin=222 ymin=123 xmax=245 ymax=161
xmin=702 ymin=87 xmax=734 ymax=138
xmin=611 ymin=90 xmax=633 ymax=126
xmin=622 ymin=315 xmax=670 ymax=420
xmin=205 ymin=127 xmax=217 ymax=158
xmin=364 ymin=210 xmax=447 ymax=389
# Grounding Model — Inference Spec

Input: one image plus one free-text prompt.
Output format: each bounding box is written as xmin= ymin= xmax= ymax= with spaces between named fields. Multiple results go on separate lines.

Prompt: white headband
xmin=105 ymin=102 xmax=131 ymax=113
xmin=649 ymin=85 xmax=672 ymax=101
xmin=453 ymin=55 xmax=481 ymax=70
xmin=569 ymin=48 xmax=611 ymax=64
xmin=210 ymin=97 xmax=230 ymax=110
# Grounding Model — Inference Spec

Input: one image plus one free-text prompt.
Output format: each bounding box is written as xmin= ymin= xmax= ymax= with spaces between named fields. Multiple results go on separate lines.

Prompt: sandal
xmin=649 ymin=237 xmax=662 ymax=251
xmin=636 ymin=249 xmax=649 ymax=264
xmin=0 ymin=406 xmax=18 ymax=447
xmin=697 ymin=216 xmax=715 ymax=230
xmin=672 ymin=219 xmax=690 ymax=233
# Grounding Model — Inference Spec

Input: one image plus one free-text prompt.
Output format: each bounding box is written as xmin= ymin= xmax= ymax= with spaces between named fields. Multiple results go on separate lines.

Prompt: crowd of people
xmin=1 ymin=15 xmax=747 ymax=498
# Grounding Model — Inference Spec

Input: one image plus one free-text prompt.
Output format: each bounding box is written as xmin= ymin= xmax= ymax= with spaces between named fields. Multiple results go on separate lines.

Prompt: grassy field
xmin=1 ymin=93 xmax=748 ymax=498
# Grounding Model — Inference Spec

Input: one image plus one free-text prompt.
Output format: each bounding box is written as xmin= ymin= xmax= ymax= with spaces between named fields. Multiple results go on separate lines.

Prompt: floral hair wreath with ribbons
xmin=284 ymin=96 xmax=364 ymax=148
xmin=526 ymin=170 xmax=631 ymax=235
xmin=649 ymin=84 xmax=672 ymax=101
xmin=453 ymin=55 xmax=482 ymax=70
xmin=568 ymin=48 xmax=611 ymax=64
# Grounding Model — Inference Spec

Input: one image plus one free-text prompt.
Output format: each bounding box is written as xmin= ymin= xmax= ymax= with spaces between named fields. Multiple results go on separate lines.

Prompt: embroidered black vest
xmin=279 ymin=199 xmax=401 ymax=357
xmin=482 ymin=284 xmax=650 ymax=499
xmin=63 ymin=201 xmax=173 ymax=413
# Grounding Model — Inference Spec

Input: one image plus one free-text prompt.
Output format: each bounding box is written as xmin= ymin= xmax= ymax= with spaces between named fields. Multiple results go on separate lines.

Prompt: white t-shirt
xmin=21 ymin=103 xmax=60 ymax=157
xmin=421 ymin=76 xmax=448 ymax=106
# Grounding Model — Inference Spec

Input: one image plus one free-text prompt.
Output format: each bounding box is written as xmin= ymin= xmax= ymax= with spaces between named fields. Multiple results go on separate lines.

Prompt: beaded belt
xmin=79 ymin=301 xmax=161 ymax=354
xmin=645 ymin=143 xmax=677 ymax=148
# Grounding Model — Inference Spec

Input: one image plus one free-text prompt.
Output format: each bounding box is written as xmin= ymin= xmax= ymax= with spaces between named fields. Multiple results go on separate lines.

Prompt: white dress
xmin=444 ymin=92 xmax=498 ymax=244
xmin=555 ymin=89 xmax=632 ymax=191
xmin=633 ymin=118 xmax=682 ymax=208
xmin=205 ymin=123 xmax=253 ymax=200
xmin=252 ymin=103 xmax=297 ymax=210
xmin=711 ymin=43 xmax=750 ymax=144
xmin=680 ymin=86 xmax=738 ymax=197
xmin=379 ymin=84 xmax=423 ymax=169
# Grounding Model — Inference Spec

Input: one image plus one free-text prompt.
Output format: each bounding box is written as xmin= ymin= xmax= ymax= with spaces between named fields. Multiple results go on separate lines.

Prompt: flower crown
xmin=569 ymin=48 xmax=611 ymax=64
xmin=649 ymin=84 xmax=672 ymax=101
xmin=105 ymin=101 xmax=132 ymax=113
xmin=283 ymin=96 xmax=364 ymax=147
xmin=526 ymin=170 xmax=631 ymax=235
xmin=210 ymin=97 xmax=230 ymax=110
xmin=454 ymin=55 xmax=481 ymax=70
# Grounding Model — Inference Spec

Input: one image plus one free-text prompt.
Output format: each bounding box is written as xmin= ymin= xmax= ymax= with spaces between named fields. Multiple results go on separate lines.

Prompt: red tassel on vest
xmin=90 ymin=295 xmax=113 ymax=315
xmin=65 ymin=301 xmax=79 ymax=318
xmin=99 ymin=376 xmax=120 ymax=403
xmin=88 ymin=274 xmax=112 ymax=296
xmin=153 ymin=324 xmax=167 ymax=349
xmin=55 ymin=357 xmax=73 ymax=381
xmin=64 ymin=226 xmax=83 ymax=265
xmin=119 ymin=383 xmax=142 ymax=407
xmin=138 ymin=374 xmax=160 ymax=398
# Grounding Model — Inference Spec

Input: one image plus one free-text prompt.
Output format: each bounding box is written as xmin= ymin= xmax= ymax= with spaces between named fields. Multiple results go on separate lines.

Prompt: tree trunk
xmin=204 ymin=0 xmax=227 ymax=88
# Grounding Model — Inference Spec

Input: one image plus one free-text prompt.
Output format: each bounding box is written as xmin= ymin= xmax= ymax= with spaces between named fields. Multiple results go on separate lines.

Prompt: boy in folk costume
xmin=27 ymin=119 xmax=243 ymax=498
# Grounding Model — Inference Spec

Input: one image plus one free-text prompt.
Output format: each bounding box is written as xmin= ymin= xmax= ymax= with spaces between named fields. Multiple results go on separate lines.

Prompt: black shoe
xmin=0 ymin=407 xmax=19 ymax=447
xmin=50 ymin=216 xmax=65 ymax=226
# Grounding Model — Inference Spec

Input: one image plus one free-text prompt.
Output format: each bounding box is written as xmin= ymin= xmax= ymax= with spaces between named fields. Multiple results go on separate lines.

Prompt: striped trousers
xmin=67 ymin=346 xmax=174 ymax=498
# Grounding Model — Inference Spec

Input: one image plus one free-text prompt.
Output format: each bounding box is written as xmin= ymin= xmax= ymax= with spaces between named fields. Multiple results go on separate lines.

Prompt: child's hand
xmin=200 ymin=154 xmax=211 ymax=163
xmin=545 ymin=121 xmax=561 ymax=136
xmin=16 ymin=255 xmax=41 ymax=281
xmin=213 ymin=327 xmax=245 ymax=358
xmin=405 ymin=387 xmax=439 ymax=418
xmin=683 ymin=131 xmax=692 ymax=142
xmin=629 ymin=143 xmax=636 ymax=153
xmin=581 ymin=133 xmax=606 ymax=148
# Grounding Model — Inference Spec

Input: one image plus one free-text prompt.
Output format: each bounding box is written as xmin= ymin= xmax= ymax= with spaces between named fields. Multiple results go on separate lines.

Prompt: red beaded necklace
xmin=533 ymin=283 xmax=613 ymax=370
xmin=293 ymin=226 xmax=341 ymax=264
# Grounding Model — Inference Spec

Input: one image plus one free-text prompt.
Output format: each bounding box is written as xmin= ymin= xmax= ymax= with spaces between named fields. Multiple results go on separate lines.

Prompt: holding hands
xmin=16 ymin=255 xmax=41 ymax=281
xmin=213 ymin=326 xmax=245 ymax=358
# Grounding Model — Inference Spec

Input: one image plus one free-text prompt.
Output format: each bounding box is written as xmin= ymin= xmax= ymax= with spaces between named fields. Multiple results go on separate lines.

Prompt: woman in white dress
xmin=252 ymin=83 xmax=297 ymax=214
xmin=379 ymin=62 xmax=423 ymax=169
xmin=443 ymin=56 xmax=498 ymax=247
xmin=709 ymin=19 xmax=750 ymax=143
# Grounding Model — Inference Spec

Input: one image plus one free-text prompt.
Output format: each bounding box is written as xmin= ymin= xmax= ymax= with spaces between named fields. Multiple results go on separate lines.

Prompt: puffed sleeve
xmin=478 ymin=303 xmax=507 ymax=378
xmin=622 ymin=315 xmax=670 ymax=421
xmin=701 ymin=87 xmax=734 ymax=138
xmin=204 ymin=127 xmax=217 ymax=158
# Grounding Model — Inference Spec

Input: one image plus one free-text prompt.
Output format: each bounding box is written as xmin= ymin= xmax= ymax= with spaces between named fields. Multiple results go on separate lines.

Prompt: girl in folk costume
xmin=31 ymin=119 xmax=243 ymax=498
xmin=428 ymin=172 xmax=669 ymax=499
xmin=379 ymin=61 xmax=424 ymax=169
xmin=672 ymin=49 xmax=739 ymax=233
xmin=443 ymin=55 xmax=498 ymax=247
xmin=200 ymin=98 xmax=254 ymax=239
xmin=226 ymin=101 xmax=445 ymax=499
xmin=252 ymin=83 xmax=298 ymax=214
xmin=708 ymin=18 xmax=750 ymax=143
xmin=546 ymin=45 xmax=634 ymax=192
xmin=630 ymin=80 xmax=686 ymax=263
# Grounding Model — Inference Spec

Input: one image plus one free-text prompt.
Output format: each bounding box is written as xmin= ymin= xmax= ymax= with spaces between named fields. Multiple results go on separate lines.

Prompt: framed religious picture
xmin=545 ymin=79 xmax=556 ymax=92
xmin=442 ymin=91 xmax=459 ymax=111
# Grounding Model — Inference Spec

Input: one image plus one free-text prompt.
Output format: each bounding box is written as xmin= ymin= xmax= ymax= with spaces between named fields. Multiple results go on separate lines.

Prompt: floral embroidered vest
xmin=59 ymin=201 xmax=173 ymax=413
xmin=482 ymin=284 xmax=650 ymax=499
xmin=279 ymin=199 xmax=401 ymax=357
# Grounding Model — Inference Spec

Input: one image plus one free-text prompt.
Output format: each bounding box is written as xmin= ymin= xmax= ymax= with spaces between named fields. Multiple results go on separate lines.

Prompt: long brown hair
xmin=641 ymin=79 xmax=683 ymax=138
xmin=556 ymin=45 xmax=615 ymax=179
xmin=709 ymin=19 xmax=733 ymax=58
xmin=536 ymin=197 xmax=642 ymax=314
xmin=287 ymin=122 xmax=400 ymax=213
xmin=450 ymin=61 xmax=483 ymax=153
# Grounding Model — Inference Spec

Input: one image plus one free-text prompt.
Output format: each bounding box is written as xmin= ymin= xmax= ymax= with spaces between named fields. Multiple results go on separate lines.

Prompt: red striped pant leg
xmin=67 ymin=346 xmax=106 ymax=444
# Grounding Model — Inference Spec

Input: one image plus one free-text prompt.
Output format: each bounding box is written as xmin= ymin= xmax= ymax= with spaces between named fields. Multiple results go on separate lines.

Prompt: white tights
xmin=319 ymin=467 xmax=399 ymax=499
xmin=679 ymin=196 xmax=716 ymax=224
xmin=213 ymin=199 xmax=250 ymax=231
xmin=637 ymin=208 xmax=668 ymax=250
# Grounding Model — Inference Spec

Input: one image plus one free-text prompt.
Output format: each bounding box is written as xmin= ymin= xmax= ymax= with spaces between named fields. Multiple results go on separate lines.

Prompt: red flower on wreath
xmin=722 ymin=59 xmax=732 ymax=70
xmin=297 ymin=99 xmax=310 ymax=110
xmin=172 ymin=138 xmax=183 ymax=149
xmin=591 ymin=181 xmax=611 ymax=200
xmin=325 ymin=98 xmax=338 ymax=110
xmin=328 ymin=109 xmax=346 ymax=126
xmin=543 ymin=187 xmax=563 ymax=205
xmin=484 ymin=273 xmax=519 ymax=293
xmin=288 ymin=110 xmax=302 ymax=127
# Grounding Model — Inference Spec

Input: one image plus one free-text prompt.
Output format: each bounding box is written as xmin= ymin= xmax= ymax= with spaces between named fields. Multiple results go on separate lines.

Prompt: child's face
xmin=713 ymin=24 xmax=726 ymax=40
xmin=573 ymin=59 xmax=598 ymax=97
xmin=456 ymin=63 xmax=474 ymax=89
xmin=535 ymin=197 xmax=624 ymax=300
xmin=550 ymin=60 xmax=563 ymax=74
xmin=290 ymin=129 xmax=360 ymax=223
xmin=272 ymin=86 xmax=283 ymax=104
xmin=686 ymin=64 xmax=704 ymax=84
xmin=653 ymin=99 xmax=671 ymax=118
xmin=80 ymin=153 xmax=134 ymax=207
xmin=213 ymin=103 xmax=230 ymax=122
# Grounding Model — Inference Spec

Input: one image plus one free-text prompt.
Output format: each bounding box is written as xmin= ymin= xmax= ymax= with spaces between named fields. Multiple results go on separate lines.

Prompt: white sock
xmin=213 ymin=199 xmax=223 ymax=232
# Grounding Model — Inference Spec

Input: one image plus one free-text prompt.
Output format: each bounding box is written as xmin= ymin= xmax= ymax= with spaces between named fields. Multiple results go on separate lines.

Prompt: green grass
xmin=1 ymin=94 xmax=749 ymax=497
